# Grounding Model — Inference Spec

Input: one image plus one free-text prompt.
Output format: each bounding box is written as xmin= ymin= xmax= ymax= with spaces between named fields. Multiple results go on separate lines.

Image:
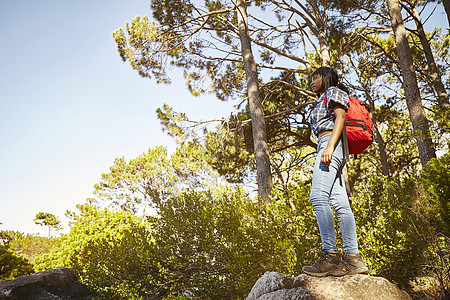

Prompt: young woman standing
xmin=302 ymin=67 xmax=369 ymax=277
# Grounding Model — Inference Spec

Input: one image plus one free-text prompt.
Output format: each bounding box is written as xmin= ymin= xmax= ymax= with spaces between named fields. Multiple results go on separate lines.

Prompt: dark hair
xmin=337 ymin=82 xmax=349 ymax=95
xmin=311 ymin=67 xmax=339 ymax=94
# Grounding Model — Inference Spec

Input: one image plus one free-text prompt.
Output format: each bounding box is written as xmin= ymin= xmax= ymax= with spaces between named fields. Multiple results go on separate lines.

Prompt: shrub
xmin=0 ymin=243 xmax=34 ymax=280
xmin=351 ymin=153 xmax=450 ymax=299
xmin=34 ymin=205 xmax=160 ymax=299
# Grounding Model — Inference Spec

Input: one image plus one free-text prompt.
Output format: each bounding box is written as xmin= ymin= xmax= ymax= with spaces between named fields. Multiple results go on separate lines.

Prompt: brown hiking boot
xmin=302 ymin=251 xmax=347 ymax=277
xmin=342 ymin=254 xmax=370 ymax=275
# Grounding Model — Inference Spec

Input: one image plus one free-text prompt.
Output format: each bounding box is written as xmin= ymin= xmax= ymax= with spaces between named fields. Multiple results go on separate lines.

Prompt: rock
xmin=0 ymin=267 xmax=91 ymax=300
xmin=246 ymin=271 xmax=411 ymax=300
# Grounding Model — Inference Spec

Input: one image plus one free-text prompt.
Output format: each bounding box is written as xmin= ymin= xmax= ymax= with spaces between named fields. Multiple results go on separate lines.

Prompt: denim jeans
xmin=310 ymin=133 xmax=359 ymax=255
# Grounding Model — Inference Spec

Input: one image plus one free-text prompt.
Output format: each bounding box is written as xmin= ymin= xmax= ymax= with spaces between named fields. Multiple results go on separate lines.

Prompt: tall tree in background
xmin=236 ymin=0 xmax=272 ymax=201
xmin=94 ymin=144 xmax=221 ymax=214
xmin=386 ymin=0 xmax=436 ymax=166
xmin=402 ymin=0 xmax=449 ymax=110
xmin=443 ymin=0 xmax=450 ymax=26
xmin=34 ymin=212 xmax=61 ymax=238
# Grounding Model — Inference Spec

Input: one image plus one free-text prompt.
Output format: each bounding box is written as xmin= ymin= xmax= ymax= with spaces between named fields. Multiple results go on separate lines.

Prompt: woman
xmin=302 ymin=67 xmax=369 ymax=277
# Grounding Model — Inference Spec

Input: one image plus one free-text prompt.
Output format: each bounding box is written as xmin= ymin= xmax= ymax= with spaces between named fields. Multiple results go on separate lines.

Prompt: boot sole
xmin=303 ymin=269 xmax=347 ymax=277
xmin=346 ymin=267 xmax=370 ymax=275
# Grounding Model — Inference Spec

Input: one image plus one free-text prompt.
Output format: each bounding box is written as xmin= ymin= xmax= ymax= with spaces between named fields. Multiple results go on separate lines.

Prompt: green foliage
xmin=350 ymin=153 xmax=450 ymax=296
xmin=34 ymin=212 xmax=62 ymax=237
xmin=34 ymin=205 xmax=161 ymax=299
xmin=112 ymin=16 xmax=165 ymax=82
xmin=29 ymin=152 xmax=450 ymax=298
xmin=93 ymin=146 xmax=176 ymax=215
xmin=34 ymin=183 xmax=318 ymax=299
xmin=422 ymin=153 xmax=450 ymax=236
xmin=5 ymin=231 xmax=60 ymax=263
xmin=94 ymin=142 xmax=217 ymax=217
xmin=0 ymin=243 xmax=34 ymax=280
xmin=153 ymin=187 xmax=318 ymax=298
xmin=205 ymin=124 xmax=253 ymax=183
xmin=93 ymin=144 xmax=218 ymax=217
xmin=113 ymin=7 xmax=246 ymax=101
xmin=353 ymin=176 xmax=430 ymax=281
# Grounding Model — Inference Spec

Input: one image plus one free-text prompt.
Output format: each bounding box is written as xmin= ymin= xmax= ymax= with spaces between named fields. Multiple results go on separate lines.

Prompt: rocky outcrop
xmin=246 ymin=271 xmax=411 ymax=300
xmin=0 ymin=267 xmax=91 ymax=300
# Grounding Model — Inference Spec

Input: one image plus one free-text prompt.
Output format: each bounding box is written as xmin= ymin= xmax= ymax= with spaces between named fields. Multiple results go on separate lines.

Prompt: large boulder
xmin=0 ymin=267 xmax=91 ymax=300
xmin=246 ymin=271 xmax=411 ymax=300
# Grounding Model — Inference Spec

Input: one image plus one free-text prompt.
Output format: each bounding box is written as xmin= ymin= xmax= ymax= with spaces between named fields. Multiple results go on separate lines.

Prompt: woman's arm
xmin=321 ymin=103 xmax=346 ymax=166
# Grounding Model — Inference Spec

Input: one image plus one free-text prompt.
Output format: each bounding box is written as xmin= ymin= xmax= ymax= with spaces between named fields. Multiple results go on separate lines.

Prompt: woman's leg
xmin=309 ymin=134 xmax=343 ymax=254
xmin=327 ymin=147 xmax=359 ymax=255
xmin=304 ymin=134 xmax=349 ymax=276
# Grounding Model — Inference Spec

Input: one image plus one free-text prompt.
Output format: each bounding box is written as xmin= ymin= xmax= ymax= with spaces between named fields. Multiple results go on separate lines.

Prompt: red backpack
xmin=325 ymin=95 xmax=374 ymax=155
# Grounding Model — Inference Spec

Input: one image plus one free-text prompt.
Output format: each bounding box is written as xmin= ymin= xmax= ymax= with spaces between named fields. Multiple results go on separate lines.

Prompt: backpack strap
xmin=342 ymin=124 xmax=350 ymax=163
xmin=324 ymin=94 xmax=350 ymax=163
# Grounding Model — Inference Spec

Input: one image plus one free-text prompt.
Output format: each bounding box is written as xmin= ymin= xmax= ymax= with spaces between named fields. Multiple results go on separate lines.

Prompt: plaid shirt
xmin=309 ymin=86 xmax=349 ymax=137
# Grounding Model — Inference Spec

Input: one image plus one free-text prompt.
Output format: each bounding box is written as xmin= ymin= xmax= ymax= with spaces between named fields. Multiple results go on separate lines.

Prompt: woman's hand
xmin=321 ymin=145 xmax=334 ymax=166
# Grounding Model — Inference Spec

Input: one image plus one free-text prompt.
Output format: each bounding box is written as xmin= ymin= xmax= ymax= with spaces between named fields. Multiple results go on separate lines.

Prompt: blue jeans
xmin=310 ymin=133 xmax=359 ymax=255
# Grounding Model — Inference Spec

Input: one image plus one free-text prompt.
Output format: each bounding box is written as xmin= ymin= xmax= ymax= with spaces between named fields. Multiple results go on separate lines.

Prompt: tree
xmin=386 ymin=0 xmax=436 ymax=167
xmin=34 ymin=212 xmax=61 ymax=238
xmin=443 ymin=0 xmax=450 ymax=26
xmin=401 ymin=0 xmax=449 ymax=110
xmin=236 ymin=0 xmax=272 ymax=201
xmin=113 ymin=1 xmax=332 ymax=201
xmin=94 ymin=144 xmax=220 ymax=215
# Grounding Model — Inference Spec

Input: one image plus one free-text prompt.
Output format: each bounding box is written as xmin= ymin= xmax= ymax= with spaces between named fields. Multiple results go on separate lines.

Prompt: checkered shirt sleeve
xmin=309 ymin=86 xmax=349 ymax=137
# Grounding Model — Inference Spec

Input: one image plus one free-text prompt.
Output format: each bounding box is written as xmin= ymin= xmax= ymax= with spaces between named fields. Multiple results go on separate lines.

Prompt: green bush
xmin=150 ymin=185 xmax=318 ymax=299
xmin=31 ymin=152 xmax=450 ymax=299
xmin=34 ymin=205 xmax=160 ymax=299
xmin=350 ymin=153 xmax=450 ymax=298
xmin=33 ymin=185 xmax=318 ymax=299
xmin=422 ymin=153 xmax=450 ymax=236
xmin=6 ymin=231 xmax=60 ymax=263
xmin=0 ymin=243 xmax=34 ymax=280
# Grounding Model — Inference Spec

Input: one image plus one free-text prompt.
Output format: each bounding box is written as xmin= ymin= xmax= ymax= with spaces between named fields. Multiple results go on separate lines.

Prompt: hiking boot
xmin=302 ymin=251 xmax=347 ymax=277
xmin=342 ymin=254 xmax=370 ymax=275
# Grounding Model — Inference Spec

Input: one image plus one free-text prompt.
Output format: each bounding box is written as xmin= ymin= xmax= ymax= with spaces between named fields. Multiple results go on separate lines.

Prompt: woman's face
xmin=311 ymin=73 xmax=323 ymax=94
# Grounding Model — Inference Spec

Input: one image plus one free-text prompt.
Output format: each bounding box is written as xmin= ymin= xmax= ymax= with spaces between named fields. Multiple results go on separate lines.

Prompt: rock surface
xmin=0 ymin=267 xmax=91 ymax=300
xmin=246 ymin=271 xmax=411 ymax=300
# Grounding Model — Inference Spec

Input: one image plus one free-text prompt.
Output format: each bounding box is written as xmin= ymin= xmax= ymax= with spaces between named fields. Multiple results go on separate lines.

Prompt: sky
xmin=0 ymin=0 xmax=236 ymax=236
xmin=0 ymin=1 xmax=448 ymax=236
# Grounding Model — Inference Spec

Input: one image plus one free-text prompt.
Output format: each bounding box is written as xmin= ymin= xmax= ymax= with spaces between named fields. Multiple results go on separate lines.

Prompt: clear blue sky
xmin=0 ymin=0 xmax=235 ymax=235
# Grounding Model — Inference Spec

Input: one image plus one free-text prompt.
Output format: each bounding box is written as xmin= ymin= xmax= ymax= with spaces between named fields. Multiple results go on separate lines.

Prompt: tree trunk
xmin=236 ymin=0 xmax=273 ymax=202
xmin=443 ymin=0 xmax=450 ymax=28
xmin=369 ymin=99 xmax=391 ymax=180
xmin=362 ymin=88 xmax=390 ymax=179
xmin=374 ymin=123 xmax=390 ymax=178
xmin=409 ymin=3 xmax=450 ymax=109
xmin=386 ymin=0 xmax=436 ymax=167
xmin=310 ymin=0 xmax=331 ymax=66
